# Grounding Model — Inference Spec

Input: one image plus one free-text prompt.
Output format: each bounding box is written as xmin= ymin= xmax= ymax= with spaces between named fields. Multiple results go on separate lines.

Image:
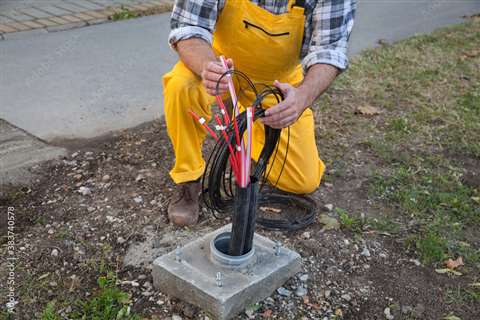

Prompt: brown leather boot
xmin=168 ymin=180 xmax=201 ymax=226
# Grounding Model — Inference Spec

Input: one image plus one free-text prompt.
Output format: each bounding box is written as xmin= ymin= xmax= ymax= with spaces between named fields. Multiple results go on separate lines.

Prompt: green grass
xmin=317 ymin=17 xmax=480 ymax=266
xmin=446 ymin=283 xmax=480 ymax=304
xmin=111 ymin=7 xmax=139 ymax=21
xmin=41 ymin=301 xmax=61 ymax=320
xmin=336 ymin=207 xmax=364 ymax=233
xmin=41 ymin=273 xmax=141 ymax=320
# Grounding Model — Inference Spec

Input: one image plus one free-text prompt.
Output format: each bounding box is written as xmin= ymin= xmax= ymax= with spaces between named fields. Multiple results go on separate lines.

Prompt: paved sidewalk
xmin=0 ymin=0 xmax=173 ymax=39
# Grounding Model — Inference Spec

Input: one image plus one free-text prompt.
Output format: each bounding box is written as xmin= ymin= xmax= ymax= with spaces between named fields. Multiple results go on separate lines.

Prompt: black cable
xmin=201 ymin=71 xmax=317 ymax=231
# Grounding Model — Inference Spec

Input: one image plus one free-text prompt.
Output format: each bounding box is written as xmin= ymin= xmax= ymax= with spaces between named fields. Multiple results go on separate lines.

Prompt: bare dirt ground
xmin=1 ymin=17 xmax=479 ymax=320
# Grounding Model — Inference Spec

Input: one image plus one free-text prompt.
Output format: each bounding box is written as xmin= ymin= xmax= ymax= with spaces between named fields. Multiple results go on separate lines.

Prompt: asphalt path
xmin=1 ymin=0 xmax=479 ymax=141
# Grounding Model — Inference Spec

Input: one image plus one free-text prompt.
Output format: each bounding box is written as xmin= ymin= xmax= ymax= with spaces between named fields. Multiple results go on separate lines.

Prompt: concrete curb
xmin=0 ymin=119 xmax=67 ymax=187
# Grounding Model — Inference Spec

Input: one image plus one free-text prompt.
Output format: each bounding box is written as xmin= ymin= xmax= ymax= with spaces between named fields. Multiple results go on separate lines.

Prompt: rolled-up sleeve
xmin=302 ymin=0 xmax=356 ymax=72
xmin=168 ymin=0 xmax=221 ymax=49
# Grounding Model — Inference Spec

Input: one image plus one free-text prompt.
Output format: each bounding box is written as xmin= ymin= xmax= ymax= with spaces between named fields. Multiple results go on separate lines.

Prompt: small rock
xmin=135 ymin=174 xmax=145 ymax=182
xmin=277 ymin=287 xmax=291 ymax=297
xmin=172 ymin=315 xmax=182 ymax=320
xmin=401 ymin=305 xmax=413 ymax=314
xmin=384 ymin=307 xmax=394 ymax=320
xmin=87 ymin=207 xmax=96 ymax=213
xmin=156 ymin=300 xmax=165 ymax=305
xmin=102 ymin=174 xmax=111 ymax=182
xmin=182 ymin=304 xmax=196 ymax=318
xmin=130 ymin=281 xmax=140 ymax=287
xmin=295 ymin=286 xmax=308 ymax=297
xmin=324 ymin=290 xmax=332 ymax=298
xmin=78 ymin=186 xmax=91 ymax=196
xmin=412 ymin=304 xmax=425 ymax=318
xmin=302 ymin=232 xmax=311 ymax=239
xmin=51 ymin=249 xmax=59 ymax=257
xmin=117 ymin=237 xmax=126 ymax=244
xmin=360 ymin=248 xmax=371 ymax=257
xmin=341 ymin=294 xmax=352 ymax=302
xmin=299 ymin=274 xmax=309 ymax=282
xmin=71 ymin=152 xmax=79 ymax=158
xmin=324 ymin=204 xmax=334 ymax=211
xmin=47 ymin=229 xmax=55 ymax=235
xmin=133 ymin=196 xmax=143 ymax=204
xmin=410 ymin=259 xmax=421 ymax=266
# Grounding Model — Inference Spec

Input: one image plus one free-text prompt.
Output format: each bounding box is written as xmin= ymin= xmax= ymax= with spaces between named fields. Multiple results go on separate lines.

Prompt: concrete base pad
xmin=152 ymin=224 xmax=301 ymax=320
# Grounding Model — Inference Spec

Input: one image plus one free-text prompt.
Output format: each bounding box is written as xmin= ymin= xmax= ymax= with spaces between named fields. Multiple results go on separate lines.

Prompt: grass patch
xmin=41 ymin=301 xmax=61 ymax=320
xmin=319 ymin=17 xmax=480 ymax=266
xmin=111 ymin=7 xmax=139 ymax=21
xmin=41 ymin=273 xmax=141 ymax=320
xmin=446 ymin=284 xmax=480 ymax=304
xmin=336 ymin=207 xmax=364 ymax=233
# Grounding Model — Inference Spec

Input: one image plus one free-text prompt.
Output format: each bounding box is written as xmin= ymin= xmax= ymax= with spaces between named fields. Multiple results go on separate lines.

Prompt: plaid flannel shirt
xmin=169 ymin=0 xmax=356 ymax=71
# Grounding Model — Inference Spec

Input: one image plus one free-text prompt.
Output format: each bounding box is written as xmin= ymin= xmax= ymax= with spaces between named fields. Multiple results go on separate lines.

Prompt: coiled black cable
xmin=201 ymin=70 xmax=317 ymax=231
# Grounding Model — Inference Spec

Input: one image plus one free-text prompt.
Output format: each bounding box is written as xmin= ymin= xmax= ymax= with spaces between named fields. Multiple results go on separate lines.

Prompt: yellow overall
xmin=163 ymin=0 xmax=325 ymax=193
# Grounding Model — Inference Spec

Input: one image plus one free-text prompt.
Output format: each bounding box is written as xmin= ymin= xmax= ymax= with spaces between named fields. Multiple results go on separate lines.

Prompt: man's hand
xmin=176 ymin=38 xmax=235 ymax=96
xmin=201 ymin=58 xmax=233 ymax=96
xmin=262 ymin=80 xmax=308 ymax=128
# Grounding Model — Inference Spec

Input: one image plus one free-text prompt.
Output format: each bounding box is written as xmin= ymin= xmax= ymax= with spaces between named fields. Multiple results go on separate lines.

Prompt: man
xmin=164 ymin=0 xmax=356 ymax=226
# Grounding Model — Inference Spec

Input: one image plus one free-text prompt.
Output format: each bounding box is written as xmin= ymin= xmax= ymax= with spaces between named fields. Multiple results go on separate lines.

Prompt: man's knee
xmin=277 ymin=172 xmax=320 ymax=194
xmin=163 ymin=70 xmax=204 ymax=120
xmin=164 ymin=72 xmax=200 ymax=99
xmin=292 ymin=175 xmax=320 ymax=194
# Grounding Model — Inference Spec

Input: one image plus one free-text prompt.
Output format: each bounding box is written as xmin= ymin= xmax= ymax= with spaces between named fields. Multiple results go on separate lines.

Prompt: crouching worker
xmin=164 ymin=0 xmax=356 ymax=226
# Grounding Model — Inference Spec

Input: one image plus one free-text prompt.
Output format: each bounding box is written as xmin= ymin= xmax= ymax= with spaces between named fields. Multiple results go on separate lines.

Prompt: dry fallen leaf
xmin=445 ymin=256 xmax=464 ymax=270
xmin=443 ymin=315 xmax=462 ymax=320
xmin=355 ymin=105 xmax=382 ymax=116
xmin=302 ymin=296 xmax=321 ymax=310
xmin=259 ymin=206 xmax=282 ymax=214
xmin=335 ymin=308 xmax=343 ymax=317
xmin=319 ymin=214 xmax=340 ymax=231
xmin=262 ymin=309 xmax=272 ymax=318
xmin=462 ymin=49 xmax=480 ymax=59
xmin=38 ymin=273 xmax=50 ymax=280
xmin=435 ymin=268 xmax=462 ymax=276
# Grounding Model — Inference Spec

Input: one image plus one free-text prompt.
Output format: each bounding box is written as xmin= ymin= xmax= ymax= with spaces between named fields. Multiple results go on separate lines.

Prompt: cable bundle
xmin=190 ymin=58 xmax=317 ymax=238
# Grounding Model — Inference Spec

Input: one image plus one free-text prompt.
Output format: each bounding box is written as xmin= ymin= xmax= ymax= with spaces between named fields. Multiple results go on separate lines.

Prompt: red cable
xmin=188 ymin=110 xmax=219 ymax=142
xmin=213 ymin=114 xmax=240 ymax=179
xmin=215 ymin=96 xmax=230 ymax=125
